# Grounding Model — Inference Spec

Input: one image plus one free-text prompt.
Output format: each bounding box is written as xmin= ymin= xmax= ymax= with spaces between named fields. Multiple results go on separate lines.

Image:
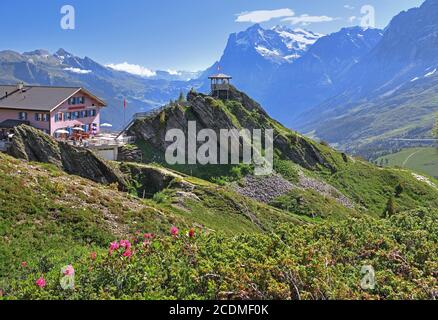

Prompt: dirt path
xmin=402 ymin=150 xmax=422 ymax=167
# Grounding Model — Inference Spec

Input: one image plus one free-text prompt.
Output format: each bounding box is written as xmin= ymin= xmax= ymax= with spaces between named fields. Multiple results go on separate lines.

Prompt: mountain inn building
xmin=0 ymin=83 xmax=106 ymax=138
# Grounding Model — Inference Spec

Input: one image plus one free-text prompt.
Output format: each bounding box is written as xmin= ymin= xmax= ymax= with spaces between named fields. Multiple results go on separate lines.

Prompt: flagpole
xmin=123 ymin=98 xmax=126 ymax=128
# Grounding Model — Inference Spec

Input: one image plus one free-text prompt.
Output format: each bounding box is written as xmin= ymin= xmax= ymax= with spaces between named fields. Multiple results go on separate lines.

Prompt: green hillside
xmin=129 ymin=87 xmax=438 ymax=218
xmin=376 ymin=147 xmax=438 ymax=178
xmin=1 ymin=88 xmax=438 ymax=300
xmin=0 ymin=153 xmax=436 ymax=300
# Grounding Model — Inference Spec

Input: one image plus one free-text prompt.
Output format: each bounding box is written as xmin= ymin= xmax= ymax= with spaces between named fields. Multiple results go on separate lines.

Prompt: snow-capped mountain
xmin=271 ymin=26 xmax=323 ymax=61
xmin=201 ymin=24 xmax=323 ymax=102
xmin=264 ymin=26 xmax=384 ymax=121
xmin=226 ymin=24 xmax=323 ymax=64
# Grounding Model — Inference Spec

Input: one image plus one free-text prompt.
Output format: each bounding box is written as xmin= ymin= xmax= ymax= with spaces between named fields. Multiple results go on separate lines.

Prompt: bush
xmin=152 ymin=192 xmax=167 ymax=203
xmin=4 ymin=210 xmax=437 ymax=300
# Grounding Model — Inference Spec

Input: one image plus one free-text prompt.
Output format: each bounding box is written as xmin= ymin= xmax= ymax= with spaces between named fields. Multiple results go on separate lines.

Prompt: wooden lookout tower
xmin=208 ymin=73 xmax=232 ymax=99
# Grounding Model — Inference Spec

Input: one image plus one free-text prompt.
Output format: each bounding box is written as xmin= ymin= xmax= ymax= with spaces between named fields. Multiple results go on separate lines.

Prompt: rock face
xmin=117 ymin=145 xmax=143 ymax=162
xmin=119 ymin=162 xmax=194 ymax=198
xmin=128 ymin=86 xmax=335 ymax=172
xmin=8 ymin=125 xmax=128 ymax=189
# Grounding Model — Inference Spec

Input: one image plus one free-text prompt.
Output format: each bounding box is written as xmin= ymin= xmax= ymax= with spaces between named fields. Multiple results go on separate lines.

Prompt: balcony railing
xmin=212 ymin=83 xmax=230 ymax=91
xmin=64 ymin=135 xmax=135 ymax=148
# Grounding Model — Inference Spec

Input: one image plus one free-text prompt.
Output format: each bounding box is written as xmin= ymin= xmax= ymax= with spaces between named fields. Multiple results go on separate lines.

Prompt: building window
xmin=18 ymin=112 xmax=27 ymax=120
xmin=55 ymin=113 xmax=63 ymax=122
xmin=90 ymin=109 xmax=97 ymax=117
xmin=68 ymin=96 xmax=85 ymax=105
xmin=35 ymin=113 xmax=42 ymax=121
xmin=43 ymin=114 xmax=50 ymax=122
xmin=64 ymin=112 xmax=72 ymax=121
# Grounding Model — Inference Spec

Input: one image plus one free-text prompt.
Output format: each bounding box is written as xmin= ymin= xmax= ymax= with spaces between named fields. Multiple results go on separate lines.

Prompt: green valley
xmin=376 ymin=147 xmax=438 ymax=179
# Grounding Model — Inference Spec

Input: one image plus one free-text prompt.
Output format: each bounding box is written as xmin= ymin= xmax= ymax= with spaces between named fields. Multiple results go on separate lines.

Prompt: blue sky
xmin=1 ymin=0 xmax=424 ymax=71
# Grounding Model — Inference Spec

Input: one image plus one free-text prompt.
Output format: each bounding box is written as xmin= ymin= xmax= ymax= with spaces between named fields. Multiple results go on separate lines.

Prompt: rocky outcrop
xmin=128 ymin=86 xmax=336 ymax=172
xmin=8 ymin=125 xmax=128 ymax=189
xmin=119 ymin=162 xmax=194 ymax=198
xmin=117 ymin=145 xmax=143 ymax=162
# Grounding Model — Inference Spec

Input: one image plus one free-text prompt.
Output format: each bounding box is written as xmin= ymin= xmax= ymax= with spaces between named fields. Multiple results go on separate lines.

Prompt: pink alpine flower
xmin=109 ymin=241 xmax=120 ymax=256
xmin=188 ymin=228 xmax=195 ymax=238
xmin=123 ymin=249 xmax=133 ymax=258
xmin=109 ymin=241 xmax=120 ymax=251
xmin=64 ymin=265 xmax=75 ymax=276
xmin=21 ymin=261 xmax=27 ymax=268
xmin=90 ymin=252 xmax=97 ymax=261
xmin=120 ymin=240 xmax=132 ymax=250
xmin=170 ymin=226 xmax=179 ymax=237
xmin=144 ymin=233 xmax=154 ymax=240
xmin=36 ymin=277 xmax=46 ymax=288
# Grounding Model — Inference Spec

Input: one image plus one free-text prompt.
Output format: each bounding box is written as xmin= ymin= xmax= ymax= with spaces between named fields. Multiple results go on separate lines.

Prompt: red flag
xmin=124 ymin=99 xmax=127 ymax=109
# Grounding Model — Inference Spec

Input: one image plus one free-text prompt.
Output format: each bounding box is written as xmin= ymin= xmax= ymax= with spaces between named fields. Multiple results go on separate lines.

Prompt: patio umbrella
xmin=73 ymin=127 xmax=85 ymax=132
xmin=56 ymin=130 xmax=69 ymax=134
xmin=101 ymin=123 xmax=113 ymax=127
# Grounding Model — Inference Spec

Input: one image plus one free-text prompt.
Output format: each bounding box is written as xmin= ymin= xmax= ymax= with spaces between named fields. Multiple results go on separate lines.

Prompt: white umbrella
xmin=101 ymin=123 xmax=113 ymax=127
xmin=72 ymin=127 xmax=85 ymax=132
xmin=56 ymin=130 xmax=69 ymax=134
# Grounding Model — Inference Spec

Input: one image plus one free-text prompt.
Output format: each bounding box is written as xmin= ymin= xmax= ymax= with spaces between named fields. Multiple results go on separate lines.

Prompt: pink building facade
xmin=0 ymin=109 xmax=51 ymax=133
xmin=50 ymin=93 xmax=103 ymax=136
xmin=0 ymin=85 xmax=106 ymax=137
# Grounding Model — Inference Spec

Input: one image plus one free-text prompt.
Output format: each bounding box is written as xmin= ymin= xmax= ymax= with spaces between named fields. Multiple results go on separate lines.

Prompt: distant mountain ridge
xmin=0 ymin=48 xmax=202 ymax=129
xmin=296 ymin=0 xmax=438 ymax=157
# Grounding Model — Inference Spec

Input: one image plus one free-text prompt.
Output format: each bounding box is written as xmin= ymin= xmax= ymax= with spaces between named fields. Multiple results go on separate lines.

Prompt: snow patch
xmin=255 ymin=45 xmax=281 ymax=57
xmin=424 ymin=68 xmax=436 ymax=77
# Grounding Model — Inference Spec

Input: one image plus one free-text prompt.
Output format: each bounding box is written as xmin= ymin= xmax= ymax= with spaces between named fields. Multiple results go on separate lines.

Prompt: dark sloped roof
xmin=0 ymin=119 xmax=30 ymax=128
xmin=0 ymin=85 xmax=106 ymax=112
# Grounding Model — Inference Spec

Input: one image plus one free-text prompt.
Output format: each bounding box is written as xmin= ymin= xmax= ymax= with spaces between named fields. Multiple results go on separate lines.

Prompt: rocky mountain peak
xmin=55 ymin=48 xmax=74 ymax=59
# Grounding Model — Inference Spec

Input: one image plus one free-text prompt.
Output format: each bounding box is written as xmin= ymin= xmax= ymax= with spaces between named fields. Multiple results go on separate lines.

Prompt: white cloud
xmin=64 ymin=67 xmax=92 ymax=74
xmin=167 ymin=69 xmax=181 ymax=76
xmin=282 ymin=14 xmax=336 ymax=26
xmin=106 ymin=62 xmax=156 ymax=77
xmin=236 ymin=8 xmax=294 ymax=23
xmin=344 ymin=5 xmax=355 ymax=10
